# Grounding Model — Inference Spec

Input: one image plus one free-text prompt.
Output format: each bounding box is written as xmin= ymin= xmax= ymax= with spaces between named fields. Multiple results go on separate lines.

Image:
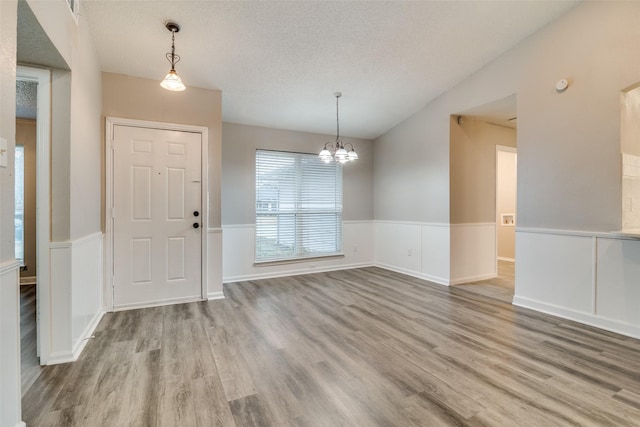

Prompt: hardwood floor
xmin=455 ymin=260 xmax=515 ymax=303
xmin=22 ymin=267 xmax=640 ymax=426
xmin=20 ymin=284 xmax=42 ymax=394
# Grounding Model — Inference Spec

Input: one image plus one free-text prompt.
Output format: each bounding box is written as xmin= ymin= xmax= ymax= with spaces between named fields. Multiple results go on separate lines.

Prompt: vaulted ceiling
xmin=83 ymin=1 xmax=578 ymax=139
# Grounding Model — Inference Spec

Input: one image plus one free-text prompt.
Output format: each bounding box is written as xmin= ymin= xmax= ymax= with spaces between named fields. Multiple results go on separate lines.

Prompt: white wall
xmin=515 ymin=230 xmax=640 ymax=339
xmin=223 ymin=221 xmax=374 ymax=283
xmin=374 ymin=221 xmax=450 ymax=285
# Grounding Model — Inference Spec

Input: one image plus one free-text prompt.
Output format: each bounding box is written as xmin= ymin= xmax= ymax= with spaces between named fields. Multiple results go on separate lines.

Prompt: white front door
xmin=112 ymin=125 xmax=203 ymax=309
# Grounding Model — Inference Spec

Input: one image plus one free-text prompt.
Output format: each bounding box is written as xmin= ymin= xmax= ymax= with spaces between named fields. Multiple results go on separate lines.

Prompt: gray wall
xmin=374 ymin=1 xmax=637 ymax=232
xmin=222 ymin=122 xmax=373 ymax=225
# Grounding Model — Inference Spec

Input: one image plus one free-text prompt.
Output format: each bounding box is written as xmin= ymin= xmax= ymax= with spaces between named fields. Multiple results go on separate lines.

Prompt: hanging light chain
xmin=336 ymin=94 xmax=340 ymax=143
xmin=166 ymin=29 xmax=181 ymax=70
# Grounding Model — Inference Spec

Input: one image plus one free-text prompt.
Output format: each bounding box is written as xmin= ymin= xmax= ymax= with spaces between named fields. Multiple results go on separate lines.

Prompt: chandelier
xmin=319 ymin=92 xmax=358 ymax=163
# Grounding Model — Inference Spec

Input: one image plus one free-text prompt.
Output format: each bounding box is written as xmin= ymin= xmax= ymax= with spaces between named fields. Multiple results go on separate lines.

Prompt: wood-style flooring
xmin=455 ymin=260 xmax=515 ymax=303
xmin=22 ymin=267 xmax=640 ymax=426
xmin=20 ymin=284 xmax=42 ymax=394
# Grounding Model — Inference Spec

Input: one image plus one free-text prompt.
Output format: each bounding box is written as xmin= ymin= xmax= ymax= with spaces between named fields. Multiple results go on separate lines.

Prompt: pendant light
xmin=160 ymin=21 xmax=186 ymax=92
xmin=319 ymin=92 xmax=358 ymax=163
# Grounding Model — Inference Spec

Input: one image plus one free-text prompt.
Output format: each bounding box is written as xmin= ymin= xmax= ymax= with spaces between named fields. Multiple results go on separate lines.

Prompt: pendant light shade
xmin=161 ymin=70 xmax=185 ymax=91
xmin=319 ymin=92 xmax=358 ymax=164
xmin=161 ymin=21 xmax=186 ymax=92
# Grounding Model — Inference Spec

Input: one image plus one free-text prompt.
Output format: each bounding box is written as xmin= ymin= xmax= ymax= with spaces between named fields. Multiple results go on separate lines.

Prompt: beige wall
xmin=222 ymin=122 xmax=374 ymax=225
xmin=497 ymin=150 xmax=517 ymax=260
xmin=450 ymin=118 xmax=516 ymax=224
xmin=102 ymin=72 xmax=222 ymax=228
xmin=16 ymin=119 xmax=36 ymax=276
xmin=375 ymin=2 xmax=639 ymax=232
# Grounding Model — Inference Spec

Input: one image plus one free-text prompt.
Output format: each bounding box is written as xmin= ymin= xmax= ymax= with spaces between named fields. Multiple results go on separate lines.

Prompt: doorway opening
xmin=16 ymin=66 xmax=51 ymax=392
xmin=450 ymin=94 xmax=517 ymax=303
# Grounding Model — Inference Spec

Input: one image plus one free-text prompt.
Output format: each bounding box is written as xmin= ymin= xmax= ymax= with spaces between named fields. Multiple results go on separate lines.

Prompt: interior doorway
xmin=16 ymin=66 xmax=51 ymax=390
xmin=496 ymin=145 xmax=517 ymax=289
xmin=450 ymin=94 xmax=517 ymax=302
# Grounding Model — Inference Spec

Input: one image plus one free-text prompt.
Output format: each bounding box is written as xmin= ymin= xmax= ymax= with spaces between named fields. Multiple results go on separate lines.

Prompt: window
xmin=256 ymin=150 xmax=343 ymax=262
xmin=15 ymin=145 xmax=24 ymax=263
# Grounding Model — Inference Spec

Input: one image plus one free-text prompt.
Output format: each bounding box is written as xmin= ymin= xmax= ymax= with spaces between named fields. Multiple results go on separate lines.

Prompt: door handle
xmin=193 ymin=211 xmax=199 ymax=217
xmin=193 ymin=223 xmax=200 ymax=229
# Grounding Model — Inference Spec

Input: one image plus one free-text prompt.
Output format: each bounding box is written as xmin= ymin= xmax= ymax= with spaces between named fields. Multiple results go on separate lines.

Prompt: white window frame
xmin=255 ymin=149 xmax=344 ymax=263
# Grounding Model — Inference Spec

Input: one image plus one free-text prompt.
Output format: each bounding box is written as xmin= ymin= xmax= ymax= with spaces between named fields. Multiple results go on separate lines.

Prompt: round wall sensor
xmin=555 ymin=79 xmax=569 ymax=92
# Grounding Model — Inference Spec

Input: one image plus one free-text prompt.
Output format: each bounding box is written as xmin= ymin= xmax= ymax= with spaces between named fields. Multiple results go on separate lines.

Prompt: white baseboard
xmin=513 ymin=296 xmax=640 ymax=340
xmin=450 ymin=273 xmax=497 ymax=286
xmin=208 ymin=291 xmax=225 ymax=300
xmin=113 ymin=295 xmax=204 ymax=312
xmin=71 ymin=308 xmax=105 ymax=359
xmin=375 ymin=262 xmax=450 ymax=287
xmin=497 ymin=257 xmax=515 ymax=263
xmin=20 ymin=276 xmax=37 ymax=285
xmin=47 ymin=308 xmax=106 ymax=365
xmin=224 ymin=262 xmax=374 ymax=284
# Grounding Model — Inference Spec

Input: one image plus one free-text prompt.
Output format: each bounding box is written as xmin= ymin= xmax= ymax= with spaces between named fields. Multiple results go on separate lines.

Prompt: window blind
xmin=256 ymin=150 xmax=343 ymax=262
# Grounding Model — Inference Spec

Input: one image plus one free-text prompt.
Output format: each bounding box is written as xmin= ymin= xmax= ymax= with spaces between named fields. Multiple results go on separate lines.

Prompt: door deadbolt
xmin=193 ymin=223 xmax=200 ymax=229
xmin=194 ymin=211 xmax=199 ymax=217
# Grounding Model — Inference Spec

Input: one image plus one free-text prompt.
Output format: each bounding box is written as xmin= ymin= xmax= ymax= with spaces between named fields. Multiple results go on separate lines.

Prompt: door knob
xmin=194 ymin=211 xmax=199 ymax=217
xmin=193 ymin=223 xmax=200 ymax=229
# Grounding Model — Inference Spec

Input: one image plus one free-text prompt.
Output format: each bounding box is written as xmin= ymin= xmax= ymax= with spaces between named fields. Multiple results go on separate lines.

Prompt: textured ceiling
xmin=83 ymin=1 xmax=577 ymax=139
xmin=16 ymin=80 xmax=38 ymax=120
xmin=17 ymin=0 xmax=69 ymax=70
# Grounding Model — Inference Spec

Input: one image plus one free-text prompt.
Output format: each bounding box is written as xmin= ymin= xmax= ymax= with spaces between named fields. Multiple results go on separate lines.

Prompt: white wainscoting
xmin=222 ymin=221 xmax=374 ymax=283
xmin=450 ymin=223 xmax=497 ymax=285
xmin=49 ymin=232 xmax=105 ymax=364
xmin=514 ymin=228 xmax=640 ymax=339
xmin=208 ymin=228 xmax=224 ymax=299
xmin=0 ymin=259 xmax=24 ymax=427
xmin=374 ymin=221 xmax=450 ymax=285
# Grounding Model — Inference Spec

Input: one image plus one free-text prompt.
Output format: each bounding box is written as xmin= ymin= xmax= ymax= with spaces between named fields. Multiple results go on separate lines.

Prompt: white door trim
xmin=17 ymin=65 xmax=51 ymax=365
xmin=496 ymin=144 xmax=517 ymax=273
xmin=105 ymin=117 xmax=209 ymax=312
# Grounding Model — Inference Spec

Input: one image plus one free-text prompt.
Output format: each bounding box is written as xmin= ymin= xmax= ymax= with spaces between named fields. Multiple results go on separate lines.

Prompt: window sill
xmin=254 ymin=253 xmax=345 ymax=267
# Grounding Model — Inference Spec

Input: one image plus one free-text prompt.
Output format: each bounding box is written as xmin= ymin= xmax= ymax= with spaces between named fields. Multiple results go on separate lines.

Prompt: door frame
xmin=105 ymin=117 xmax=209 ymax=311
xmin=495 ymin=144 xmax=517 ymax=271
xmin=17 ymin=65 xmax=52 ymax=364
